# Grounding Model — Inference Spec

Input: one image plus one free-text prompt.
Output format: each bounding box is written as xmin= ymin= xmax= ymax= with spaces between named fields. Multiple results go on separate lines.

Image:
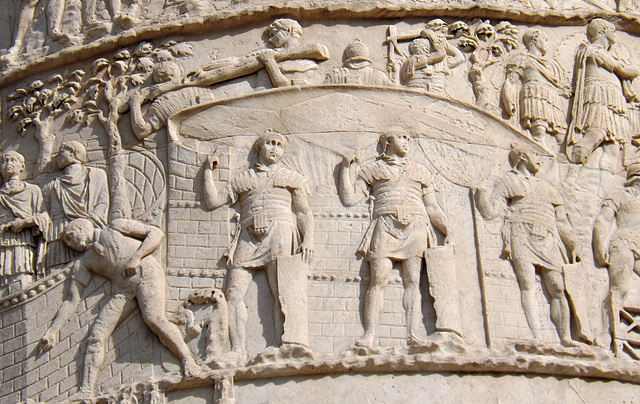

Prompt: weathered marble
xmin=2 ymin=1 xmax=640 ymax=403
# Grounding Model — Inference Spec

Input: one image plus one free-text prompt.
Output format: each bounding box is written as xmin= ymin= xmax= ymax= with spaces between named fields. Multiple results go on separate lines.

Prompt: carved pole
xmin=386 ymin=25 xmax=401 ymax=84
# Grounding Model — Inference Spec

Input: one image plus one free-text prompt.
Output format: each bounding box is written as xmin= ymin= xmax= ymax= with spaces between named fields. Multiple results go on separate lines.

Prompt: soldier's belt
xmin=240 ymin=211 xmax=295 ymax=229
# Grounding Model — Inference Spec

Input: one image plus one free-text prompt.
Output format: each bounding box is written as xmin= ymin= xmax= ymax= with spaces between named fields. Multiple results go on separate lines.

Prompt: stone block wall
xmin=0 ymin=273 xmax=157 ymax=403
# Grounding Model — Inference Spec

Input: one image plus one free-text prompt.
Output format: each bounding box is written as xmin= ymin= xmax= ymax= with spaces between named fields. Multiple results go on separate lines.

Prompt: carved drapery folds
xmin=5 ymin=9 xmax=640 ymax=403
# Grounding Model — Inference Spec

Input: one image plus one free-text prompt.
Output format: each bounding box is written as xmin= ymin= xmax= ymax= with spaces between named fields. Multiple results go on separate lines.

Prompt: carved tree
xmin=67 ymin=41 xmax=192 ymax=219
xmin=455 ymin=20 xmax=520 ymax=111
xmin=7 ymin=71 xmax=85 ymax=172
xmin=384 ymin=19 xmax=518 ymax=110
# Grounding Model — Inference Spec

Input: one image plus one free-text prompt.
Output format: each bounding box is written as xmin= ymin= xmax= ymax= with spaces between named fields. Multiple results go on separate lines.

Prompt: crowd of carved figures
xmin=4 ymin=15 xmax=640 ymax=399
xmin=3 ymin=0 xmax=640 ymax=68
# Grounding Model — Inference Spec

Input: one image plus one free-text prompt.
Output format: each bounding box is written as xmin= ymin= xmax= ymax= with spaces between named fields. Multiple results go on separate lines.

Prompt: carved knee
xmin=226 ymin=287 xmax=244 ymax=305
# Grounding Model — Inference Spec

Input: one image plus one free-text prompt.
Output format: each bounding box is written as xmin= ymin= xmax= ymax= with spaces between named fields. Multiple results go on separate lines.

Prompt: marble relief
xmin=2 ymin=6 xmax=640 ymax=403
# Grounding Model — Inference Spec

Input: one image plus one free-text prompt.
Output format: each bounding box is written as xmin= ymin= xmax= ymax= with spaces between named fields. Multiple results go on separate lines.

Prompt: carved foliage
xmin=7 ymin=71 xmax=85 ymax=171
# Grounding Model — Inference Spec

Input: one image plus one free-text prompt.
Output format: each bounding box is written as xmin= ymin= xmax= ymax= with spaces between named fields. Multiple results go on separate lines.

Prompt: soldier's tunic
xmin=226 ymin=164 xmax=309 ymax=268
xmin=506 ymin=53 xmax=567 ymax=134
xmin=569 ymin=42 xmax=632 ymax=146
xmin=603 ymin=186 xmax=640 ymax=255
xmin=325 ymin=61 xmax=391 ymax=86
xmin=358 ymin=156 xmax=436 ymax=261
xmin=44 ymin=166 xmax=109 ymax=268
xmin=0 ymin=182 xmax=49 ymax=283
xmin=496 ymin=170 xmax=566 ymax=271
xmin=70 ymin=225 xmax=162 ymax=294
xmin=400 ymin=33 xmax=452 ymax=95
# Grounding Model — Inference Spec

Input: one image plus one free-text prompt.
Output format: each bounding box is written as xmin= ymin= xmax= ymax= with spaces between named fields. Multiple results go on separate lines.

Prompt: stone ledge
xmin=3 ymin=3 xmax=640 ymax=86
xmin=93 ymin=342 xmax=640 ymax=402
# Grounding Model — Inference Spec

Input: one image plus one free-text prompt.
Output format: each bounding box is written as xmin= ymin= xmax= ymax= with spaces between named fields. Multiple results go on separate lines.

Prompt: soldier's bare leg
xmin=401 ymin=256 xmax=425 ymax=345
xmin=136 ymin=272 xmax=203 ymax=377
xmin=600 ymin=141 xmax=623 ymax=172
xmin=606 ymin=245 xmax=634 ymax=355
xmin=108 ymin=0 xmax=122 ymax=19
xmin=225 ymin=266 xmax=254 ymax=357
xmin=541 ymin=269 xmax=575 ymax=347
xmin=265 ymin=260 xmax=284 ymax=347
xmin=46 ymin=0 xmax=65 ymax=40
xmin=530 ymin=121 xmax=557 ymax=155
xmin=83 ymin=0 xmax=111 ymax=37
xmin=357 ymin=258 xmax=393 ymax=348
xmin=512 ymin=259 xmax=541 ymax=340
xmin=75 ymin=294 xmax=135 ymax=398
xmin=572 ymin=128 xmax=605 ymax=165
xmin=4 ymin=0 xmax=40 ymax=61
xmin=83 ymin=0 xmax=98 ymax=24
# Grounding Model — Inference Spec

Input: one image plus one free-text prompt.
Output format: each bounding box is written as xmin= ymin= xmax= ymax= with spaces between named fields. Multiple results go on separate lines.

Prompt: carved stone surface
xmin=3 ymin=2 xmax=640 ymax=403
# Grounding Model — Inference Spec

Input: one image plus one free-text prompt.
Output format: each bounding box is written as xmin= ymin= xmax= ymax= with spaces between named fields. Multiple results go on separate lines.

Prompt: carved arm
xmin=292 ymin=189 xmax=315 ymax=264
xmin=338 ymin=155 xmax=366 ymax=207
xmin=110 ymin=218 xmax=164 ymax=277
xmin=592 ymin=49 xmax=640 ymax=80
xmin=554 ymin=204 xmax=579 ymax=263
xmin=202 ymin=154 xmax=232 ymax=210
xmin=593 ymin=205 xmax=617 ymax=267
xmin=257 ymin=51 xmax=292 ymax=87
xmin=128 ymin=91 xmax=155 ymax=140
xmin=474 ymin=184 xmax=505 ymax=221
xmin=500 ymin=66 xmax=522 ymax=118
xmin=424 ymin=189 xmax=449 ymax=243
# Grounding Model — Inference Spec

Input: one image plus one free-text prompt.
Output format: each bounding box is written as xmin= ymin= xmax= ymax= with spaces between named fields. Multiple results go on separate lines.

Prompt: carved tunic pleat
xmin=499 ymin=171 xmax=565 ymax=272
xmin=0 ymin=183 xmax=49 ymax=279
xmin=358 ymin=158 xmax=436 ymax=260
xmin=226 ymin=165 xmax=308 ymax=268
xmin=44 ymin=167 xmax=109 ymax=269
xmin=604 ymin=187 xmax=640 ymax=253
xmin=579 ymin=78 xmax=630 ymax=142
xmin=325 ymin=64 xmax=391 ymax=86
xmin=520 ymin=81 xmax=566 ymax=133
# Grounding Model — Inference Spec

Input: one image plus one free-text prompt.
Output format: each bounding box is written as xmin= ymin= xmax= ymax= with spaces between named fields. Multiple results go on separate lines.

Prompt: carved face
xmin=62 ymin=227 xmax=93 ymax=252
xmin=57 ymin=146 xmax=77 ymax=169
xmin=258 ymin=136 xmax=284 ymax=164
xmin=386 ymin=132 xmax=411 ymax=157
xmin=268 ymin=28 xmax=291 ymax=48
xmin=606 ymin=30 xmax=617 ymax=45
xmin=533 ymin=31 xmax=548 ymax=54
xmin=521 ymin=151 xmax=541 ymax=174
xmin=0 ymin=153 xmax=24 ymax=179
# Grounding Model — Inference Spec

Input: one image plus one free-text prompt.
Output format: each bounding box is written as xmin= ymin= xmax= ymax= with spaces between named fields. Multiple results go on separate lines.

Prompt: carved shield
xmin=563 ymin=260 xmax=595 ymax=343
xmin=277 ymin=254 xmax=309 ymax=346
xmin=425 ymin=244 xmax=463 ymax=337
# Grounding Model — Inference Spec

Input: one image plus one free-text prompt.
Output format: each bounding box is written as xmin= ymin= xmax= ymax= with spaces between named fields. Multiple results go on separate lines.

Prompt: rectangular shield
xmin=425 ymin=244 xmax=463 ymax=336
xmin=563 ymin=260 xmax=594 ymax=343
xmin=277 ymin=254 xmax=309 ymax=346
